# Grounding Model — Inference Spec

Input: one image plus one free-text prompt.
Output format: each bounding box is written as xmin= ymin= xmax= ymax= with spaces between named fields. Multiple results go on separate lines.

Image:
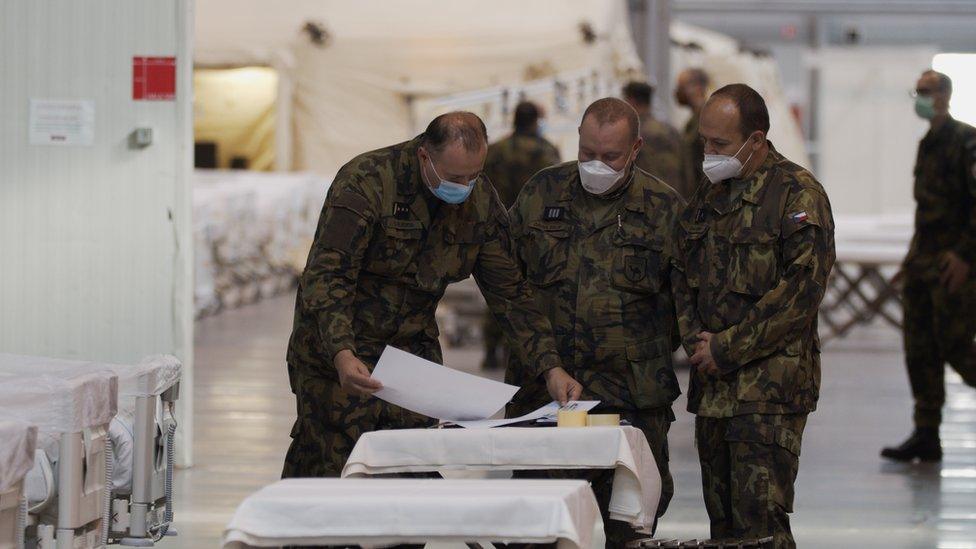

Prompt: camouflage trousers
xmin=281 ymin=372 xmax=433 ymax=478
xmin=902 ymin=275 xmax=976 ymax=429
xmin=505 ymin=407 xmax=675 ymax=548
xmin=695 ymin=413 xmax=807 ymax=549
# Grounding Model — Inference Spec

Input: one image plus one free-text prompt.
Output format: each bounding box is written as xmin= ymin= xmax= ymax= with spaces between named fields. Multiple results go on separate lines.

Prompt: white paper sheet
xmin=371 ymin=346 xmax=519 ymax=421
xmin=453 ymin=401 xmax=601 ymax=429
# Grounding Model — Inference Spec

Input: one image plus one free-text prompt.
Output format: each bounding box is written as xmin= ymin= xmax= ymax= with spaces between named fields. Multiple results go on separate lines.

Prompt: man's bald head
xmin=421 ymin=111 xmax=488 ymax=156
xmin=580 ymin=98 xmax=640 ymax=142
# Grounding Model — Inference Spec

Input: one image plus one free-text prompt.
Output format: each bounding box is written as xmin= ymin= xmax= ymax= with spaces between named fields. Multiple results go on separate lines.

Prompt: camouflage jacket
xmin=506 ymin=161 xmax=685 ymax=411
xmin=636 ymin=114 xmax=684 ymax=193
xmin=484 ymin=132 xmax=561 ymax=209
xmin=905 ymin=116 xmax=976 ymax=281
xmin=671 ymin=145 xmax=836 ymax=417
xmin=679 ymin=111 xmax=705 ymax=201
xmin=287 ymin=136 xmax=560 ymax=381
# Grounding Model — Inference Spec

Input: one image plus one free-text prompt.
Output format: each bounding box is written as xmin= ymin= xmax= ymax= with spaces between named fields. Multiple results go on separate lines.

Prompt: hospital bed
xmin=0 ymin=354 xmax=182 ymax=547
xmin=0 ymin=417 xmax=37 ymax=549
xmin=0 ymin=366 xmax=117 ymax=549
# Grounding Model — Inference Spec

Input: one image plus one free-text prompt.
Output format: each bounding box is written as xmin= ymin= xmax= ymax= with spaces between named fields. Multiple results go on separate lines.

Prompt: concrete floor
xmin=163 ymin=291 xmax=976 ymax=549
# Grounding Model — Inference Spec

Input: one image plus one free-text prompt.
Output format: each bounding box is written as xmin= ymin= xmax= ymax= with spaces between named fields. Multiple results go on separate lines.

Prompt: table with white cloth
xmin=821 ymin=215 xmax=913 ymax=342
xmin=222 ymin=478 xmax=604 ymax=549
xmin=0 ymin=417 xmax=38 ymax=548
xmin=341 ymin=426 xmax=661 ymax=532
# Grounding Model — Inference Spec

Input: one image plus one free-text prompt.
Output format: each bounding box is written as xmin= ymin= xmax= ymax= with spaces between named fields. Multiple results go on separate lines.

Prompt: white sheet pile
xmin=0 ymin=417 xmax=37 ymax=494
xmin=222 ymin=478 xmax=603 ymax=549
xmin=193 ymin=169 xmax=332 ymax=317
xmin=342 ymin=426 xmax=661 ymax=530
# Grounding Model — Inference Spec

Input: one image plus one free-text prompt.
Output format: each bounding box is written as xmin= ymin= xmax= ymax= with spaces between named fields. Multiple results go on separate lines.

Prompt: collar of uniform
xmin=923 ymin=114 xmax=956 ymax=146
xmin=397 ymin=135 xmax=425 ymax=197
xmin=709 ymin=142 xmax=779 ymax=215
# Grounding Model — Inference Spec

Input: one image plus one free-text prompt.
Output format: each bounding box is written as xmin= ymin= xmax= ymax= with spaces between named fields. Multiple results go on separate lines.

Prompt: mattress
xmin=0 ymin=417 xmax=37 ymax=494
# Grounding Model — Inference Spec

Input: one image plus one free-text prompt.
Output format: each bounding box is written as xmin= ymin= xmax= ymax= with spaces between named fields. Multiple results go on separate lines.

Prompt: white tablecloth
xmin=0 ymin=417 xmax=37 ymax=493
xmin=342 ymin=426 xmax=661 ymax=530
xmin=223 ymin=479 xmax=603 ymax=549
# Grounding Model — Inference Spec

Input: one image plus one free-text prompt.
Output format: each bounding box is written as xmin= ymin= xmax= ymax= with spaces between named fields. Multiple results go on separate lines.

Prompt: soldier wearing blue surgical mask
xmin=283 ymin=111 xmax=574 ymax=479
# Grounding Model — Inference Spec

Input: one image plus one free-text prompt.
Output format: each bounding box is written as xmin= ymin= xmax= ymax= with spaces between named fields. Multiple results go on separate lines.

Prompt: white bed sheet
xmin=342 ymin=426 xmax=661 ymax=530
xmin=222 ymin=479 xmax=603 ymax=549
xmin=0 ymin=353 xmax=180 ymax=399
xmin=0 ymin=417 xmax=37 ymax=494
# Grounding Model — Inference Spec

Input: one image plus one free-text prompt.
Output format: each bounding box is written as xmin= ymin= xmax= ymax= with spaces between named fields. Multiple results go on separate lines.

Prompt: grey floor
xmin=162 ymin=291 xmax=976 ymax=549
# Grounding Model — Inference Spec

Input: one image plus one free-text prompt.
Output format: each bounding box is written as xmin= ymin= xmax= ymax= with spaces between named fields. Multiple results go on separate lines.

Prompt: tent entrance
xmin=193 ymin=66 xmax=278 ymax=171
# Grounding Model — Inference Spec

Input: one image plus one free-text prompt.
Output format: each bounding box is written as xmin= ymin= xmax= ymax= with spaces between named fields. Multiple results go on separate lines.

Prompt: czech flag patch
xmin=791 ymin=211 xmax=809 ymax=223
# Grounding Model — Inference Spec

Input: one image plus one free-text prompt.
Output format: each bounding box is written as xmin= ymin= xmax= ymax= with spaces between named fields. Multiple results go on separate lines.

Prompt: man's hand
xmin=543 ymin=366 xmax=583 ymax=406
xmin=690 ymin=332 xmax=720 ymax=377
xmin=940 ymin=251 xmax=971 ymax=294
xmin=334 ymin=349 xmax=383 ymax=397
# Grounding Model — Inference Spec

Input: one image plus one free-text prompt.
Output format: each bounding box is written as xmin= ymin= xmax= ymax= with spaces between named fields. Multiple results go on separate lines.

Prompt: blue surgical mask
xmin=424 ymin=156 xmax=476 ymax=204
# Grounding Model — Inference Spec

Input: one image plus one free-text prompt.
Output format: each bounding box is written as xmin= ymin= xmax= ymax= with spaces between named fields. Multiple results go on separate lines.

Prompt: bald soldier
xmin=283 ymin=112 xmax=581 ymax=478
xmin=882 ymin=70 xmax=976 ymax=462
xmin=623 ymin=81 xmax=685 ymax=191
xmin=671 ymin=85 xmax=835 ymax=547
xmin=507 ymin=98 xmax=684 ymax=545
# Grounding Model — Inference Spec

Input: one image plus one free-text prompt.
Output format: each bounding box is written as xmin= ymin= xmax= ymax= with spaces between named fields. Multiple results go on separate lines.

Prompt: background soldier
xmin=882 ymin=70 xmax=976 ymax=462
xmin=507 ymin=98 xmax=684 ymax=545
xmin=480 ymin=101 xmax=562 ymax=370
xmin=674 ymin=68 xmax=711 ymax=199
xmin=671 ymin=84 xmax=835 ymax=548
xmin=282 ymin=111 xmax=581 ymax=478
xmin=622 ymin=80 xmax=685 ymax=192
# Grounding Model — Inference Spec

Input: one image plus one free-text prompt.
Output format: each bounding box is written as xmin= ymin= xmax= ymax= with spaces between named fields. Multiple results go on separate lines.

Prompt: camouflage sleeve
xmin=669 ymin=224 xmax=705 ymax=357
xmin=711 ymin=188 xmax=835 ymax=371
xmin=474 ymin=194 xmax=561 ymax=378
xmin=952 ymin=135 xmax=976 ymax=264
xmin=299 ymin=171 xmax=378 ymax=363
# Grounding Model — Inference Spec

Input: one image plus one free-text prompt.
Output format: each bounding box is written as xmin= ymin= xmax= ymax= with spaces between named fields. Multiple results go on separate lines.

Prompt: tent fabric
xmin=194 ymin=0 xmax=643 ymax=175
xmin=671 ymin=21 xmax=812 ymax=169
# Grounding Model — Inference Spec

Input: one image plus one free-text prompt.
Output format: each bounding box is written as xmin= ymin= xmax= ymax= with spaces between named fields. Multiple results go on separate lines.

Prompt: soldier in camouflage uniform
xmin=882 ymin=70 xmax=976 ymax=462
xmin=481 ymin=101 xmax=562 ymax=371
xmin=623 ymin=81 xmax=685 ymax=191
xmin=674 ymin=68 xmax=711 ymax=200
xmin=506 ymin=98 xmax=684 ymax=545
xmin=282 ymin=112 xmax=581 ymax=479
xmin=671 ymin=85 xmax=835 ymax=548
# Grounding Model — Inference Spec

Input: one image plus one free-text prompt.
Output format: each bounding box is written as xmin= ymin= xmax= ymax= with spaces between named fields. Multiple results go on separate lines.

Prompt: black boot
xmin=881 ymin=428 xmax=942 ymax=462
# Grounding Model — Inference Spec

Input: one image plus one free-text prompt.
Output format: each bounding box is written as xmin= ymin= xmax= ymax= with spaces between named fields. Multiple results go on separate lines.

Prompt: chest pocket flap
xmin=521 ymin=220 xmax=571 ymax=286
xmin=611 ymin=225 xmax=667 ymax=293
xmin=726 ymin=226 xmax=779 ymax=296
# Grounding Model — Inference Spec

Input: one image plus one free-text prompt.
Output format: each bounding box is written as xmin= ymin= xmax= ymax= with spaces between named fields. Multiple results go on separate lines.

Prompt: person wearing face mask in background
xmin=881 ymin=70 xmax=976 ymax=463
xmin=282 ymin=111 xmax=578 ymax=479
xmin=480 ymin=101 xmax=562 ymax=371
xmin=623 ymin=81 xmax=685 ymax=194
xmin=674 ymin=67 xmax=711 ymax=199
xmin=670 ymin=84 xmax=835 ymax=548
xmin=505 ymin=98 xmax=685 ymax=546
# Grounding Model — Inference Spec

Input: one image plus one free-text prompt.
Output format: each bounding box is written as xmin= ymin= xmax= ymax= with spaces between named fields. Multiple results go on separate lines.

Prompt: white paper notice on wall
xmin=29 ymin=99 xmax=95 ymax=146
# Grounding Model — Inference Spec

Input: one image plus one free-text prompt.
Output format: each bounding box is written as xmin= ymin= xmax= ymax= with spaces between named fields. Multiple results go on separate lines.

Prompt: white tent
xmin=194 ymin=0 xmax=644 ymax=175
xmin=671 ymin=21 xmax=811 ymax=169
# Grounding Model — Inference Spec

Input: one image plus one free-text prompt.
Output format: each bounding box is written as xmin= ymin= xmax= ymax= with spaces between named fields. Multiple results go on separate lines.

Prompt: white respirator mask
xmin=578 ymin=160 xmax=626 ymax=195
xmin=702 ymin=139 xmax=755 ymax=184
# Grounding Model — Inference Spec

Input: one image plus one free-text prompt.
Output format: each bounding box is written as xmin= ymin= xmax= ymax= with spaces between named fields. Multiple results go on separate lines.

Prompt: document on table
xmin=453 ymin=400 xmax=601 ymax=429
xmin=371 ymin=346 xmax=520 ymax=421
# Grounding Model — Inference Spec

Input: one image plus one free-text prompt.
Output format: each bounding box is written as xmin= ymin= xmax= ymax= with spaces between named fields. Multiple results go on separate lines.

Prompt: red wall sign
xmin=133 ymin=56 xmax=176 ymax=101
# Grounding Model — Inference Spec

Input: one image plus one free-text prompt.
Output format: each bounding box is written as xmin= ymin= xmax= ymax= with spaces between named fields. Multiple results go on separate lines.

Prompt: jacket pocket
xmin=626 ymin=335 xmax=680 ymax=408
xmin=519 ymin=220 xmax=571 ymax=287
xmin=725 ymin=227 xmax=779 ymax=296
xmin=736 ymin=339 xmax=801 ymax=403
